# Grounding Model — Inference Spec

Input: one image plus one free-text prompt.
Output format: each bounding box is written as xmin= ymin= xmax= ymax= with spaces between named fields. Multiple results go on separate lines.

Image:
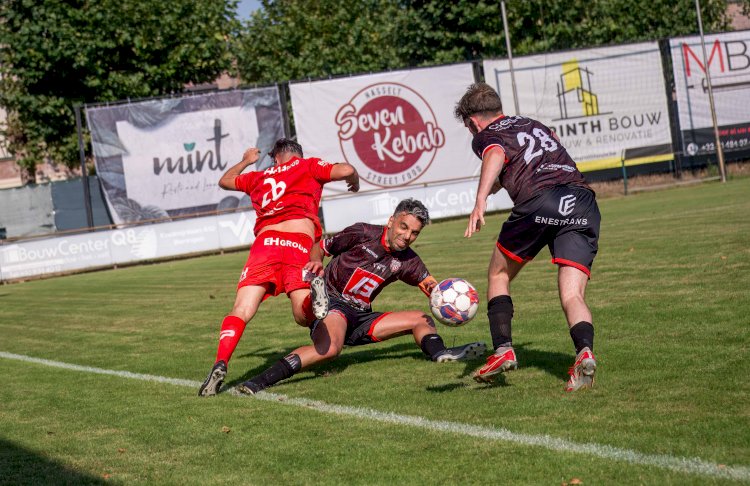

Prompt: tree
xmin=0 ymin=0 xmax=239 ymax=182
xmin=234 ymin=0 xmax=735 ymax=84
xmin=233 ymin=0 xmax=407 ymax=83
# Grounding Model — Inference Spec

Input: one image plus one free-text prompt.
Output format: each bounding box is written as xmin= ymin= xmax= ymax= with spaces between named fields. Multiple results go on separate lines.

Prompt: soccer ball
xmin=430 ymin=278 xmax=480 ymax=327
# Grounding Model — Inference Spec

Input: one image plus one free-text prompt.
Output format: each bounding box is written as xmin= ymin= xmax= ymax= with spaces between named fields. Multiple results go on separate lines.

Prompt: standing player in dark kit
xmin=198 ymin=138 xmax=360 ymax=397
xmin=237 ymin=199 xmax=486 ymax=394
xmin=455 ymin=83 xmax=601 ymax=391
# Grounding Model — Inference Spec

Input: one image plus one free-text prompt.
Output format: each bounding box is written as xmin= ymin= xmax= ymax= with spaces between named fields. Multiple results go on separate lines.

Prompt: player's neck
xmin=474 ymin=113 xmax=504 ymax=132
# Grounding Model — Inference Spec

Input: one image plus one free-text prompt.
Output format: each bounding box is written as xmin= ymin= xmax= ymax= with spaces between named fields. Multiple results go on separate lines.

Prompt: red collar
xmin=380 ymin=226 xmax=392 ymax=252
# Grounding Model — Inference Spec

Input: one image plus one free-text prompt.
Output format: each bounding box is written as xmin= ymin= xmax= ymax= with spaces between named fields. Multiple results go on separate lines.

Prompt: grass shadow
xmin=513 ymin=342 xmax=573 ymax=381
xmin=226 ymin=341 xmax=426 ymax=390
xmin=0 ymin=438 xmax=110 ymax=485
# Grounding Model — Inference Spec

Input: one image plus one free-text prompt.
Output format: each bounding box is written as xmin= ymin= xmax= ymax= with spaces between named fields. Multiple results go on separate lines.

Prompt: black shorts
xmin=497 ymin=185 xmax=600 ymax=277
xmin=310 ymin=296 xmax=391 ymax=346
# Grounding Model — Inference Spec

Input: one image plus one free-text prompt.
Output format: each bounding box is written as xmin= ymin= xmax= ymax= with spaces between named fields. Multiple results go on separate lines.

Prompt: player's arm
xmin=218 ymin=148 xmax=260 ymax=190
xmin=304 ymin=241 xmax=326 ymax=277
xmin=465 ymin=147 xmax=506 ymax=238
xmin=330 ymin=163 xmax=360 ymax=193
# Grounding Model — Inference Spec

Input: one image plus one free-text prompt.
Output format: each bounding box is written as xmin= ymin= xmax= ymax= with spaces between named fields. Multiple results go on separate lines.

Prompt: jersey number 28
xmin=516 ymin=128 xmax=558 ymax=164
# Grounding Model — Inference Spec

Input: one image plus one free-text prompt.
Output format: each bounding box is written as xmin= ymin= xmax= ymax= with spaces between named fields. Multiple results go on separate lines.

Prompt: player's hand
xmin=345 ymin=173 xmax=360 ymax=193
xmin=464 ymin=203 xmax=486 ymax=238
xmin=304 ymin=260 xmax=324 ymax=277
xmin=242 ymin=147 xmax=260 ymax=165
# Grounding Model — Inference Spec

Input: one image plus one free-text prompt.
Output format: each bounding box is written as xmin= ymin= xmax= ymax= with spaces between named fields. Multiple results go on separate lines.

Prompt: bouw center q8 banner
xmin=290 ymin=64 xmax=477 ymax=195
xmin=484 ymin=42 xmax=673 ymax=171
xmin=86 ymin=88 xmax=285 ymax=224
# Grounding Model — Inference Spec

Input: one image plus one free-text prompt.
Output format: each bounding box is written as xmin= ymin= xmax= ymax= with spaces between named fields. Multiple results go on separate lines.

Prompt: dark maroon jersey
xmin=320 ymin=223 xmax=431 ymax=311
xmin=472 ymin=115 xmax=591 ymax=205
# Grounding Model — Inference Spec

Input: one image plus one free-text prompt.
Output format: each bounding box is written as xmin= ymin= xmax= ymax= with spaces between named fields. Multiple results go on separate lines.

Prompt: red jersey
xmin=234 ymin=156 xmax=334 ymax=240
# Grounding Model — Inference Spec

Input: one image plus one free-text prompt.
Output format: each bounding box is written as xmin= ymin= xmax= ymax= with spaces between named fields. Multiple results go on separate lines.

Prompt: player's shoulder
xmin=359 ymin=222 xmax=384 ymax=238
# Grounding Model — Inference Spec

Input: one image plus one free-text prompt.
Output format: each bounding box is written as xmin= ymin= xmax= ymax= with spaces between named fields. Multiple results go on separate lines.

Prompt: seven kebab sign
xmin=335 ymin=82 xmax=446 ymax=187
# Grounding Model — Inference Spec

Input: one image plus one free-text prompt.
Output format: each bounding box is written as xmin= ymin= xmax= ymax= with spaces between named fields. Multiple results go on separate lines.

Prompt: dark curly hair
xmin=394 ymin=198 xmax=430 ymax=226
xmin=268 ymin=138 xmax=303 ymax=159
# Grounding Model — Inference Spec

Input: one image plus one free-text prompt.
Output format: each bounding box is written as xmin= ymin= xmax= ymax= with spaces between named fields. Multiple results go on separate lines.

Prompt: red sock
xmin=301 ymin=293 xmax=315 ymax=323
xmin=215 ymin=315 xmax=246 ymax=364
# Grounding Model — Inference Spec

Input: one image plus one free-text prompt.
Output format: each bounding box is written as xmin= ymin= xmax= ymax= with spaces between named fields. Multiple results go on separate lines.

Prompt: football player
xmin=455 ymin=83 xmax=601 ymax=391
xmin=198 ymin=138 xmax=360 ymax=397
xmin=237 ymin=198 xmax=486 ymax=394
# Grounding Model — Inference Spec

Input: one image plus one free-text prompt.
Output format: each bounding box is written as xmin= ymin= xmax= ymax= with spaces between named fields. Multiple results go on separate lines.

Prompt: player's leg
xmin=367 ymin=311 xmax=486 ymax=362
xmin=288 ymin=283 xmax=328 ymax=327
xmin=549 ymin=186 xmax=600 ymax=391
xmin=473 ymin=246 xmax=525 ymax=382
xmin=238 ymin=311 xmax=348 ymax=394
xmin=558 ymin=264 xmax=596 ymax=391
xmin=198 ymin=284 xmax=267 ymax=397
xmin=282 ymin=234 xmax=329 ymax=326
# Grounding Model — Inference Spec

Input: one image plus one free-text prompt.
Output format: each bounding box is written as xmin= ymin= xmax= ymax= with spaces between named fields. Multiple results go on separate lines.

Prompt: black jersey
xmin=471 ymin=115 xmax=591 ymax=205
xmin=320 ymin=223 xmax=431 ymax=311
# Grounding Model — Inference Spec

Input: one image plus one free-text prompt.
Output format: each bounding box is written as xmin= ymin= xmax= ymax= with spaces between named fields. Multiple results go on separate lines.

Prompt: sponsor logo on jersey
xmin=262 ymin=237 xmax=310 ymax=253
xmin=335 ymin=82 xmax=445 ymax=187
xmin=488 ymin=115 xmax=529 ymax=131
xmin=264 ymin=159 xmax=300 ymax=176
xmin=558 ymin=194 xmax=577 ymax=216
xmin=361 ymin=245 xmax=379 ymax=258
xmin=389 ymin=259 xmax=402 ymax=273
xmin=343 ymin=268 xmax=385 ymax=307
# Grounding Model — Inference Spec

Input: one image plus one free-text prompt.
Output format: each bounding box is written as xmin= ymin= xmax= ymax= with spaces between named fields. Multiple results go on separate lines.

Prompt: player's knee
xmin=320 ymin=343 xmax=342 ymax=360
xmin=229 ymin=306 xmax=255 ymax=323
xmin=560 ymin=292 xmax=586 ymax=311
xmin=292 ymin=311 xmax=310 ymax=327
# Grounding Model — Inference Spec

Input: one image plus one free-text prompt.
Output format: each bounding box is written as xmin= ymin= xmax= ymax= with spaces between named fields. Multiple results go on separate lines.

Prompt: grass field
xmin=1 ymin=177 xmax=749 ymax=485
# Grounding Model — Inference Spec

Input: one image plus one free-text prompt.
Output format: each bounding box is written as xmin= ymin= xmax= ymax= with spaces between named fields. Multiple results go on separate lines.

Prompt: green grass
xmin=1 ymin=177 xmax=749 ymax=484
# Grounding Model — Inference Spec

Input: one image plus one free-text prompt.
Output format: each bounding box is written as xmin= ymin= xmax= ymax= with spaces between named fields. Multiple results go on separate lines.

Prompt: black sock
xmin=420 ymin=334 xmax=446 ymax=360
xmin=569 ymin=322 xmax=594 ymax=353
xmin=487 ymin=295 xmax=513 ymax=350
xmin=247 ymin=353 xmax=302 ymax=391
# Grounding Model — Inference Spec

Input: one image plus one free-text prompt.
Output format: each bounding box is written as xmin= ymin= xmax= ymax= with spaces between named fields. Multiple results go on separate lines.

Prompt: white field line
xmin=2 ymin=351 xmax=749 ymax=482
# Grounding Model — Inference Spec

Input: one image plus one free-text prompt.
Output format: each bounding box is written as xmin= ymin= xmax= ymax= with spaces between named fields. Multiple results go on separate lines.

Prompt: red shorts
xmin=237 ymin=231 xmax=313 ymax=300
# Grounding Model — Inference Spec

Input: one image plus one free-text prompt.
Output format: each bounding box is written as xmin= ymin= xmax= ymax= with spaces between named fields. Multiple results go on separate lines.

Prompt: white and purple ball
xmin=429 ymin=278 xmax=480 ymax=327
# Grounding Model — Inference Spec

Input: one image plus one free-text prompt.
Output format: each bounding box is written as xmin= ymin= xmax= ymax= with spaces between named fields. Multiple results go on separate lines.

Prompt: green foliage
xmin=508 ymin=0 xmax=731 ymax=55
xmin=234 ymin=0 xmax=406 ymax=83
xmin=0 ymin=0 xmax=239 ymax=173
xmin=234 ymin=0 xmax=732 ymax=82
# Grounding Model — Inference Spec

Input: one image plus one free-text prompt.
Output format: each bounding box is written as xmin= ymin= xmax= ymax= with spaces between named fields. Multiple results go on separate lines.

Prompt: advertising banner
xmin=322 ymin=182 xmax=512 ymax=233
xmin=290 ymin=64 xmax=478 ymax=196
xmin=484 ymin=42 xmax=673 ymax=171
xmin=670 ymin=30 xmax=750 ymax=157
xmin=0 ymin=210 xmax=256 ymax=282
xmin=86 ymin=88 xmax=285 ymax=224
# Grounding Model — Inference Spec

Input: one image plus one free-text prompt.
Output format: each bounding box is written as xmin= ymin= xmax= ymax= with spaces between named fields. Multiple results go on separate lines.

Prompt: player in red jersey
xmin=236 ymin=199 xmax=486 ymax=395
xmin=455 ymin=83 xmax=600 ymax=391
xmin=198 ymin=138 xmax=360 ymax=397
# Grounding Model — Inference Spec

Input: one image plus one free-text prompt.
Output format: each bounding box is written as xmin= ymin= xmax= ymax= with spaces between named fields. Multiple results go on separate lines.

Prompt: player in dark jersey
xmin=198 ymin=138 xmax=360 ymax=397
xmin=236 ymin=199 xmax=486 ymax=395
xmin=455 ymin=82 xmax=600 ymax=391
